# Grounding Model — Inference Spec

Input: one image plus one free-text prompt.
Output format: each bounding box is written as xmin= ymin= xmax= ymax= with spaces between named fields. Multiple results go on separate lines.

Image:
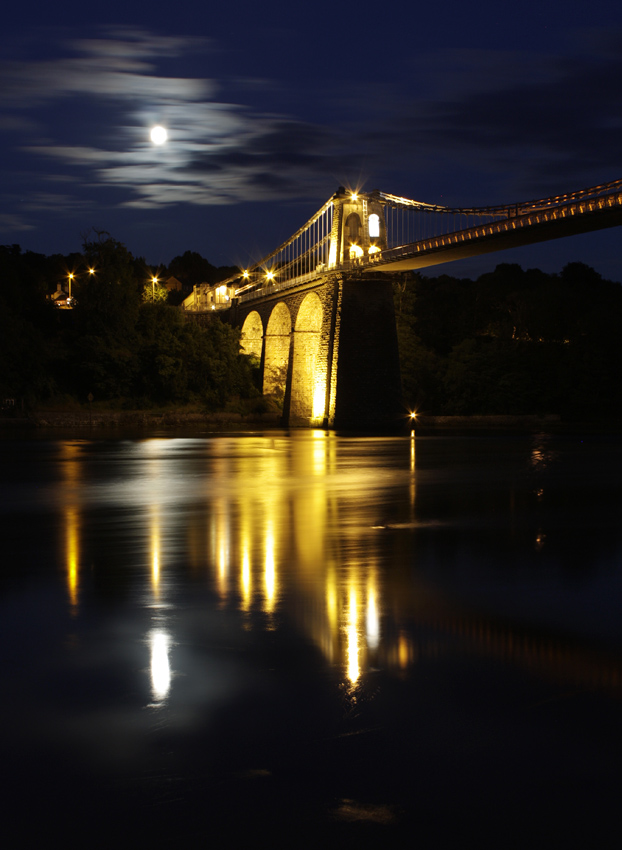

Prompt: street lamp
xmin=151 ymin=276 xmax=159 ymax=302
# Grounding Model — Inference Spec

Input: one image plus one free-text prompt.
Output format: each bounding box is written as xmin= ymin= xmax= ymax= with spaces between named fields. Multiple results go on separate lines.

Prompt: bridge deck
xmin=361 ymin=190 xmax=622 ymax=272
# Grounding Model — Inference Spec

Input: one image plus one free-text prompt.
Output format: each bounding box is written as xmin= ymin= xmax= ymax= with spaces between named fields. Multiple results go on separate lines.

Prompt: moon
xmin=150 ymin=126 xmax=168 ymax=145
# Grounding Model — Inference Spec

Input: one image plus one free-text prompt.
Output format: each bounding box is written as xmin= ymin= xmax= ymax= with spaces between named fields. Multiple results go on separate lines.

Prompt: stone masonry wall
xmin=228 ymin=273 xmax=402 ymax=430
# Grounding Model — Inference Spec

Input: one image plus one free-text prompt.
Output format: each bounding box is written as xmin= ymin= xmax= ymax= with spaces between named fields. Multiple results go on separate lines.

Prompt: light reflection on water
xmin=149 ymin=628 xmax=171 ymax=703
xmin=43 ymin=430 xmax=622 ymax=698
xmin=4 ymin=430 xmax=622 ymax=843
xmin=177 ymin=430 xmax=396 ymax=686
xmin=51 ymin=432 xmax=415 ymax=691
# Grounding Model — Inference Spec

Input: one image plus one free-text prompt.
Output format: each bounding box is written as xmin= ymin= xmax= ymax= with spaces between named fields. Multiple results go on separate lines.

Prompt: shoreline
xmin=0 ymin=408 xmax=282 ymax=431
xmin=1 ymin=409 xmax=620 ymax=435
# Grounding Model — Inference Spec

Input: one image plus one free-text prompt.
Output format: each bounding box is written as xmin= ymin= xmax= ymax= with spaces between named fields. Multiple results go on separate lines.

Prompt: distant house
xmin=181 ymin=281 xmax=236 ymax=312
xmin=48 ymin=283 xmax=73 ymax=309
xmin=165 ymin=276 xmax=183 ymax=292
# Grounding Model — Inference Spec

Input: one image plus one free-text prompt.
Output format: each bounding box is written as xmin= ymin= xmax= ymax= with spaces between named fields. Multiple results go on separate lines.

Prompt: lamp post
xmin=68 ymin=272 xmax=74 ymax=304
xmin=152 ymin=276 xmax=159 ymax=302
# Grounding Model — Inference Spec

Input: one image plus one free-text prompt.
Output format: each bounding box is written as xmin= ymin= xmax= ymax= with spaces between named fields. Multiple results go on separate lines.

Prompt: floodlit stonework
xmin=231 ymin=273 xmax=402 ymax=430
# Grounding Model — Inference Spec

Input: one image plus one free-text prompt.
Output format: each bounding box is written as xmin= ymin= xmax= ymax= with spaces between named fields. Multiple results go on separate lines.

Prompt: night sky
xmin=3 ymin=2 xmax=622 ymax=279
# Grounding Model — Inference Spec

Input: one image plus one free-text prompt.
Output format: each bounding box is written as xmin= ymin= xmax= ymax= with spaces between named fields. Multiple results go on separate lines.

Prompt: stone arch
xmin=290 ymin=292 xmax=324 ymax=424
xmin=240 ymin=311 xmax=263 ymax=360
xmin=345 ymin=212 xmax=361 ymax=242
xmin=263 ymin=302 xmax=291 ymax=400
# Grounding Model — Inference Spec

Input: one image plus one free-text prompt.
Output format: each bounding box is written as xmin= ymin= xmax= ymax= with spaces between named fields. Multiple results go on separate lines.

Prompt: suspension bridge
xmin=183 ymin=179 xmax=622 ymax=429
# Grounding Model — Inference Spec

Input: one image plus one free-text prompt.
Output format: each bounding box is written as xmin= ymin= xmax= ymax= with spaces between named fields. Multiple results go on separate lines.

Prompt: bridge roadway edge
xmin=371 ymin=202 xmax=622 ymax=272
xmin=226 ymin=272 xmax=404 ymax=431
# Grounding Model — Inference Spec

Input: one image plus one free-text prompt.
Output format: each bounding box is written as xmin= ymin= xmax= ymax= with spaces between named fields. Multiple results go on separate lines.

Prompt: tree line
xmin=1 ymin=232 xmax=621 ymax=419
xmin=395 ymin=262 xmax=622 ymax=419
xmin=0 ymin=233 xmax=259 ymax=411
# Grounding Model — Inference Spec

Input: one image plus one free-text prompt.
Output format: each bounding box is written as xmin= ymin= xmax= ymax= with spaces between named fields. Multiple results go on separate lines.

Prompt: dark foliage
xmin=3 ymin=235 xmax=620 ymax=420
xmin=167 ymin=250 xmax=238 ymax=289
xmin=394 ymin=262 xmax=622 ymax=419
xmin=0 ymin=238 xmax=258 ymax=410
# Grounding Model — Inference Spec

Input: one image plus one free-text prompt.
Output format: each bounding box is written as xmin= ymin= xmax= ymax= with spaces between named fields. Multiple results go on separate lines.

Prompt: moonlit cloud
xmin=0 ymin=213 xmax=34 ymax=232
xmin=1 ymin=29 xmax=345 ymax=211
xmin=1 ymin=22 xmax=621 ymax=267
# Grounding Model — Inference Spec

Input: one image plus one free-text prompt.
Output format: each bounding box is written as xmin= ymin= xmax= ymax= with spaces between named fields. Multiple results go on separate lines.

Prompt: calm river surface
xmin=2 ymin=430 xmax=622 ymax=847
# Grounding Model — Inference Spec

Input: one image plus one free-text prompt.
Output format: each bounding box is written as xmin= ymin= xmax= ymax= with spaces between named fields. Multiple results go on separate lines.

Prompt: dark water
xmin=2 ymin=430 xmax=622 ymax=847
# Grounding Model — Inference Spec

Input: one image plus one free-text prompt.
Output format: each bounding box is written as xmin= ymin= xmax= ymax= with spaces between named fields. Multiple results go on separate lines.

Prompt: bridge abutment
xmin=236 ymin=273 xmax=403 ymax=431
xmin=331 ymin=276 xmax=402 ymax=430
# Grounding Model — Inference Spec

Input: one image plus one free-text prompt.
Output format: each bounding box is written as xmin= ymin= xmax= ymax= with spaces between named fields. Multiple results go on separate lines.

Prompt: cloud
xmin=1 ymin=24 xmax=621 ymax=229
xmin=0 ymin=213 xmax=34 ymax=232
xmin=0 ymin=28 xmax=214 ymax=106
xmin=344 ymin=38 xmax=622 ymax=201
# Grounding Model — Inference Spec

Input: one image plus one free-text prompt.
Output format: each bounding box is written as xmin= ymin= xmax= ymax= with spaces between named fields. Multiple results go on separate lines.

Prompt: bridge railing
xmin=236 ymin=269 xmax=324 ymax=303
xmin=231 ymin=197 xmax=335 ymax=299
xmin=376 ymin=178 xmax=622 ymax=252
xmin=202 ymin=178 xmax=622 ymax=306
xmin=363 ymin=184 xmax=622 ymax=268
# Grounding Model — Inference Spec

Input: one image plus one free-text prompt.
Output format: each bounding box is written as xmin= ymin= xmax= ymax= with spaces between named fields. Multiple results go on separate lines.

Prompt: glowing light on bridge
xmin=312 ymin=381 xmax=326 ymax=424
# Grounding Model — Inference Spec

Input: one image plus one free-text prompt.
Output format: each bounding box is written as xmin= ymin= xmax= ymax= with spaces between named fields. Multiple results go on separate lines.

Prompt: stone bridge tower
xmin=231 ymin=189 xmax=403 ymax=431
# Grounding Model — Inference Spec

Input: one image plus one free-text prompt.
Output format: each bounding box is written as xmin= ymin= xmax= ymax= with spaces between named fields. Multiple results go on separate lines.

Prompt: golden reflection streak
xmin=264 ymin=519 xmax=276 ymax=614
xmin=366 ymin=572 xmax=380 ymax=651
xmin=409 ymin=431 xmax=416 ymax=517
xmin=312 ymin=430 xmax=326 ymax=475
xmin=216 ymin=501 xmax=229 ymax=601
xmin=60 ymin=443 xmax=82 ymax=614
xmin=324 ymin=566 xmax=338 ymax=663
xmin=346 ymin=586 xmax=360 ymax=684
xmin=398 ymin=632 xmax=412 ymax=669
xmin=65 ymin=507 xmax=79 ymax=613
xmin=241 ymin=545 xmax=251 ymax=611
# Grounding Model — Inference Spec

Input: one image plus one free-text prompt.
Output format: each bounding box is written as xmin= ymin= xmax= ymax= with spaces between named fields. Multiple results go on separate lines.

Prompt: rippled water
xmin=2 ymin=430 xmax=622 ymax=847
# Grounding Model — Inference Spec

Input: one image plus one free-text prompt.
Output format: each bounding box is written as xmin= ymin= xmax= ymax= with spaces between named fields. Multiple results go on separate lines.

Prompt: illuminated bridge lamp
xmin=88 ymin=267 xmax=95 ymax=276
xmin=266 ymin=270 xmax=275 ymax=282
xmin=243 ymin=270 xmax=250 ymax=279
